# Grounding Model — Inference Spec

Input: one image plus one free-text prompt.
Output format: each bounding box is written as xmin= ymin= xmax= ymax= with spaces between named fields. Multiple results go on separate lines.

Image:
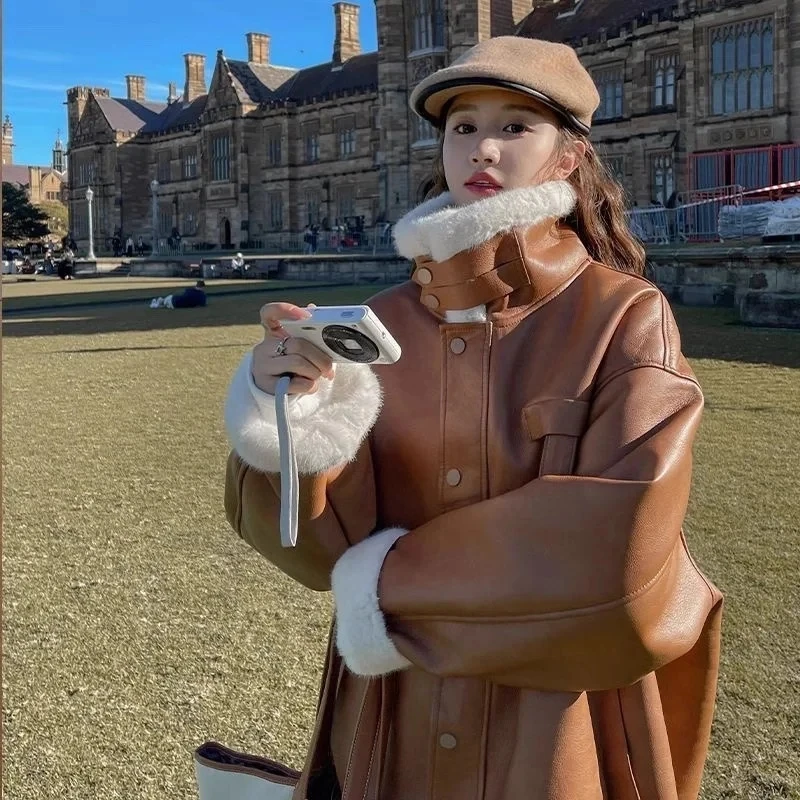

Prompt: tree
xmin=2 ymin=182 xmax=50 ymax=242
xmin=39 ymin=200 xmax=69 ymax=241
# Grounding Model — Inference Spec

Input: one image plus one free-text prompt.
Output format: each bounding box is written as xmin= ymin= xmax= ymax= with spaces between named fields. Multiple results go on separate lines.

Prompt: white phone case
xmin=280 ymin=305 xmax=401 ymax=364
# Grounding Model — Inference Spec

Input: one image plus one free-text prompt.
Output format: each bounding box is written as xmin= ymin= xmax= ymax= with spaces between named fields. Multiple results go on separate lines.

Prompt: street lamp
xmin=150 ymin=179 xmax=159 ymax=255
xmin=85 ymin=186 xmax=96 ymax=260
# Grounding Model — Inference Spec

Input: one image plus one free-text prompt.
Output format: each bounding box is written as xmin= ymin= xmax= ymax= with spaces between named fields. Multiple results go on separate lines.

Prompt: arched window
xmin=412 ymin=0 xmax=445 ymax=52
xmin=652 ymin=52 xmax=677 ymax=108
xmin=710 ymin=17 xmax=773 ymax=115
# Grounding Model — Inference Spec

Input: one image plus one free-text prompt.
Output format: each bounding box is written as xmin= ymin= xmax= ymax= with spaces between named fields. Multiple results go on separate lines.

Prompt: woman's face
xmin=441 ymin=88 xmax=583 ymax=206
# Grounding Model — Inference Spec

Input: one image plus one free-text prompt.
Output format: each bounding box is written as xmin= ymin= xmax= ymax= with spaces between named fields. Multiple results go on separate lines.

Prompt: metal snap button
xmin=439 ymin=733 xmax=457 ymax=749
xmin=449 ymin=337 xmax=466 ymax=354
xmin=416 ymin=267 xmax=433 ymax=285
xmin=445 ymin=469 xmax=462 ymax=487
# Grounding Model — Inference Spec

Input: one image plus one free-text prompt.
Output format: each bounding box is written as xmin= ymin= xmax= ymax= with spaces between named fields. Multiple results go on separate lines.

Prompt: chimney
xmin=126 ymin=75 xmax=146 ymax=102
xmin=29 ymin=166 xmax=42 ymax=201
xmin=183 ymin=54 xmax=207 ymax=102
xmin=167 ymin=82 xmax=179 ymax=103
xmin=247 ymin=33 xmax=270 ymax=64
xmin=333 ymin=2 xmax=361 ymax=64
xmin=491 ymin=0 xmax=534 ymax=34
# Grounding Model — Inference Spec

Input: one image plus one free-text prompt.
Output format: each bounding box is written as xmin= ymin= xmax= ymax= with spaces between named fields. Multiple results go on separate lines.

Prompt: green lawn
xmin=2 ymin=289 xmax=798 ymax=799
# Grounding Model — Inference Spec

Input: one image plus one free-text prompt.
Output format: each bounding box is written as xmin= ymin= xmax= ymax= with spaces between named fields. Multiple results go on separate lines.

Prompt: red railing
xmin=690 ymin=143 xmax=800 ymax=198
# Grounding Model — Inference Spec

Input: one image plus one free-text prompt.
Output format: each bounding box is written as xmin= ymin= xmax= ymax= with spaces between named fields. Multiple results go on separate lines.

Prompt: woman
xmin=223 ymin=36 xmax=722 ymax=800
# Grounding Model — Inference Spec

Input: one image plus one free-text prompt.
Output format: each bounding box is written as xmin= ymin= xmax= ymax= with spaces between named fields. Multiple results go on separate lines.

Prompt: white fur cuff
xmin=223 ymin=351 xmax=382 ymax=475
xmin=331 ymin=528 xmax=412 ymax=676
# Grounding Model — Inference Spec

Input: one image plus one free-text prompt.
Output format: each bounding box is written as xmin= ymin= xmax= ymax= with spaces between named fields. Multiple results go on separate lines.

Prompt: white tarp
xmin=762 ymin=195 xmax=800 ymax=236
xmin=718 ymin=201 xmax=772 ymax=239
xmin=719 ymin=195 xmax=800 ymax=239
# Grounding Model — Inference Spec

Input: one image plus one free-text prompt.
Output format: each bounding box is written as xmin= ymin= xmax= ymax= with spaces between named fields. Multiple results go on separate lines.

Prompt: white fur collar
xmin=393 ymin=180 xmax=576 ymax=263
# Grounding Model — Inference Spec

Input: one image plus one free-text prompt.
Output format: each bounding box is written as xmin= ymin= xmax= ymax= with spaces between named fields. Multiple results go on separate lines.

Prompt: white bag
xmin=194 ymin=741 xmax=299 ymax=800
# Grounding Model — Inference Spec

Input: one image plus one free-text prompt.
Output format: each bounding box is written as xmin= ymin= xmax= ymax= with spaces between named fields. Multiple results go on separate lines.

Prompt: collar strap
xmin=411 ymin=227 xmax=532 ymax=313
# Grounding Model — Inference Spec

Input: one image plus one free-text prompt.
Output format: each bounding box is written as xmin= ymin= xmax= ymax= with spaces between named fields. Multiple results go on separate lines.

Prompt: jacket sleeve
xmin=223 ymin=351 xmax=382 ymax=593
xmin=331 ymin=303 xmax=719 ymax=690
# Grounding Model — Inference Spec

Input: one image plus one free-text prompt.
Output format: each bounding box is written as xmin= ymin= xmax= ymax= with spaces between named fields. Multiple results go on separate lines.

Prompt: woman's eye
xmin=453 ymin=123 xmax=476 ymax=134
xmin=504 ymin=123 xmax=528 ymax=134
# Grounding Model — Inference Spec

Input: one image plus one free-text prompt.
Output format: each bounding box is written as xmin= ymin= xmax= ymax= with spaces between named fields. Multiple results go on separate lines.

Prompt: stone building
xmin=519 ymin=0 xmax=800 ymax=206
xmin=65 ymin=4 xmax=382 ymax=254
xmin=65 ymin=0 xmax=800 ymax=254
xmin=2 ymin=117 xmax=67 ymax=204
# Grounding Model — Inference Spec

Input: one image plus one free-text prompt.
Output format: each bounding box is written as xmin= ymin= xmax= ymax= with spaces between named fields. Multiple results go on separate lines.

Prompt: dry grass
xmin=2 ymin=289 xmax=798 ymax=799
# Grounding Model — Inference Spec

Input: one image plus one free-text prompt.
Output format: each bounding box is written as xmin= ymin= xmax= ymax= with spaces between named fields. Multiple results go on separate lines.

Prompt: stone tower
xmin=66 ymin=87 xmax=91 ymax=146
xmin=2 ymin=116 xmax=13 ymax=165
xmin=53 ymin=130 xmax=66 ymax=173
xmin=374 ymin=0 xmax=529 ymax=220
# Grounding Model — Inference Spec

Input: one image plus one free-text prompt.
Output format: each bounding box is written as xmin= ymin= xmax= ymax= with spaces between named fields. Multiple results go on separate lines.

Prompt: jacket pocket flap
xmin=523 ymin=398 xmax=591 ymax=441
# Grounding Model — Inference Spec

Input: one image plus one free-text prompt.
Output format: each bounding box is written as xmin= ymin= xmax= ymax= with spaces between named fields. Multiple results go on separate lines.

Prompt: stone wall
xmin=647 ymin=243 xmax=800 ymax=327
xmin=129 ymin=253 xmax=412 ymax=284
xmin=118 ymin=241 xmax=800 ymax=328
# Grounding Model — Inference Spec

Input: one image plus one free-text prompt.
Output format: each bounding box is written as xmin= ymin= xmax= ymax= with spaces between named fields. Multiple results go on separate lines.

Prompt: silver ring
xmin=274 ymin=336 xmax=290 ymax=357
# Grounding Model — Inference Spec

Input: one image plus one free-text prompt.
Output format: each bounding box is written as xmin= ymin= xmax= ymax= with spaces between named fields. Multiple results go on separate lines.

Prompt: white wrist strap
xmin=274 ymin=375 xmax=298 ymax=548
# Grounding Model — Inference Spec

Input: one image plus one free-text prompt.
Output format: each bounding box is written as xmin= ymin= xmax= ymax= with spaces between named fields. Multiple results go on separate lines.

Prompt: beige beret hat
xmin=410 ymin=36 xmax=600 ymax=134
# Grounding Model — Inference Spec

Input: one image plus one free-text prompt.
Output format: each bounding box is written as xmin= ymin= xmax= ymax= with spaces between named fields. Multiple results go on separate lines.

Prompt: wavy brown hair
xmin=425 ymin=125 xmax=646 ymax=276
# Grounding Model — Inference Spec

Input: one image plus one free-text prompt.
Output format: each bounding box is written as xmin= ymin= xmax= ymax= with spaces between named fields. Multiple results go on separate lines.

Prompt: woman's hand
xmin=252 ymin=302 xmax=335 ymax=396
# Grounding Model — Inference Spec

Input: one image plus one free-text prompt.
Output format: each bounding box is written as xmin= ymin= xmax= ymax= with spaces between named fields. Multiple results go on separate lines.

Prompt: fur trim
xmin=224 ymin=351 xmax=382 ymax=475
xmin=331 ymin=527 xmax=413 ymax=676
xmin=393 ymin=180 xmax=576 ymax=263
xmin=444 ymin=305 xmax=487 ymax=323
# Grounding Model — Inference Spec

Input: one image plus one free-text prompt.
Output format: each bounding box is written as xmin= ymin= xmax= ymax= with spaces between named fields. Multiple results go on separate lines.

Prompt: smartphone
xmin=280 ymin=305 xmax=401 ymax=364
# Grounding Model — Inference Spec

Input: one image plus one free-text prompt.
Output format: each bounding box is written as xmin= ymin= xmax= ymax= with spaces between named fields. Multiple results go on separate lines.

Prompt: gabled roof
xmin=517 ymin=0 xmax=678 ymax=43
xmin=140 ymin=95 xmax=208 ymax=134
xmin=0 ymin=164 xmax=62 ymax=186
xmin=2 ymin=165 xmax=31 ymax=186
xmin=226 ymin=60 xmax=298 ymax=104
xmin=86 ymin=50 xmax=378 ymax=140
xmin=95 ymin=96 xmax=167 ymax=133
xmin=271 ymin=52 xmax=378 ymax=103
xmin=224 ymin=52 xmax=378 ymax=107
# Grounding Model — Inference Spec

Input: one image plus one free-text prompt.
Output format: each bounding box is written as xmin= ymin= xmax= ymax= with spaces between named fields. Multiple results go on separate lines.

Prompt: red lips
xmin=465 ymin=171 xmax=502 ymax=188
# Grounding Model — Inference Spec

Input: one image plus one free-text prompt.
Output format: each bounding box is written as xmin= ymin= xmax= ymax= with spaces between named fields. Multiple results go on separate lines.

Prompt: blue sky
xmin=2 ymin=0 xmax=378 ymax=167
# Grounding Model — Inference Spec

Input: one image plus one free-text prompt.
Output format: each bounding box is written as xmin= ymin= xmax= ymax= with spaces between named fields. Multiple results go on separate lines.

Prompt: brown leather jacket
xmin=223 ymin=182 xmax=723 ymax=800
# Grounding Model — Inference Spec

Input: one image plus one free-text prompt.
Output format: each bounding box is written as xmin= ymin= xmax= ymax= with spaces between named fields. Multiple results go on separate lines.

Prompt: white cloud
xmin=5 ymin=49 xmax=70 ymax=64
xmin=3 ymin=78 xmax=67 ymax=92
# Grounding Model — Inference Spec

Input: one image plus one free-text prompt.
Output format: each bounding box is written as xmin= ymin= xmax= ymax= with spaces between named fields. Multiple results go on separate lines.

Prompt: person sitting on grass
xmin=149 ymin=280 xmax=207 ymax=309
